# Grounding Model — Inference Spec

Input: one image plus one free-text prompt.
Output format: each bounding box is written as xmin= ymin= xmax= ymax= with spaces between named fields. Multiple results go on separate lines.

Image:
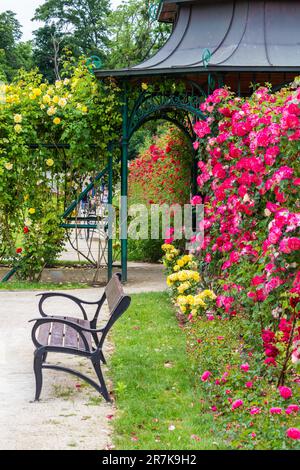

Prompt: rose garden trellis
xmin=2 ymin=0 xmax=300 ymax=284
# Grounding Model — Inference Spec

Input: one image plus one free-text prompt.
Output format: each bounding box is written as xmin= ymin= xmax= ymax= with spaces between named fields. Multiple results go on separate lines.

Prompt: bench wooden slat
xmin=37 ymin=322 xmax=51 ymax=346
xmin=50 ymin=321 xmax=65 ymax=347
xmin=64 ymin=324 xmax=79 ymax=349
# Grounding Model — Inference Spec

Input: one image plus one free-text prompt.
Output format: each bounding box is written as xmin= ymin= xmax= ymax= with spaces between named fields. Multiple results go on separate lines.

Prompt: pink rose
xmin=232 ymin=399 xmax=243 ymax=410
xmin=194 ymin=120 xmax=211 ymax=139
xmin=191 ymin=195 xmax=202 ymax=205
xmin=285 ymin=405 xmax=299 ymax=415
xmin=240 ymin=363 xmax=250 ymax=372
xmin=286 ymin=428 xmax=300 ymax=440
xmin=205 ymin=253 xmax=212 ymax=263
xmin=211 ymin=406 xmax=217 ymax=412
xmin=245 ymin=381 xmax=253 ymax=388
xmin=201 ymin=371 xmax=211 ymax=382
xmin=278 ymin=386 xmax=292 ymax=399
xmin=270 ymin=407 xmax=282 ymax=415
xmin=250 ymin=407 xmax=261 ymax=415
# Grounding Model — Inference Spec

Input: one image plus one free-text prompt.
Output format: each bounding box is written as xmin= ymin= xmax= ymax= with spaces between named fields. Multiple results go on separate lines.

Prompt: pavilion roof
xmin=95 ymin=0 xmax=300 ymax=79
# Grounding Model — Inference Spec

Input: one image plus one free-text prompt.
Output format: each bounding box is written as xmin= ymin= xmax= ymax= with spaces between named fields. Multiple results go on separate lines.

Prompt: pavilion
xmin=95 ymin=0 xmax=300 ymax=281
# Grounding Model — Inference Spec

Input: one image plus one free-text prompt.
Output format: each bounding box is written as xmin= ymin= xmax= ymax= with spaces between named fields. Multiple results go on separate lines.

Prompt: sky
xmin=0 ymin=0 xmax=122 ymax=41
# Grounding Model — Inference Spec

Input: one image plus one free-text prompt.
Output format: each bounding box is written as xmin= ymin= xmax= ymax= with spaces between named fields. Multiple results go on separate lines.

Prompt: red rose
xmin=23 ymin=226 xmax=29 ymax=234
xmin=16 ymin=248 xmax=22 ymax=254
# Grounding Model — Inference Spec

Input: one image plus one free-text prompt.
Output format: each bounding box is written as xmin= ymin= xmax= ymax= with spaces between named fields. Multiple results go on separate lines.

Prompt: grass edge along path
xmin=111 ymin=291 xmax=227 ymax=450
xmin=0 ymin=281 xmax=88 ymax=290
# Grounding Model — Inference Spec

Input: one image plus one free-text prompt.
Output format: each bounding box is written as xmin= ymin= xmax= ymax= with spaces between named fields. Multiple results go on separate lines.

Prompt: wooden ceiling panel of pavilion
xmin=95 ymin=0 xmax=300 ymax=281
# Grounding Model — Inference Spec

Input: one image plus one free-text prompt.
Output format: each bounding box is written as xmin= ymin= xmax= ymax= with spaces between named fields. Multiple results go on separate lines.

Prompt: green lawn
xmin=111 ymin=291 xmax=226 ymax=450
xmin=0 ymin=281 xmax=88 ymax=290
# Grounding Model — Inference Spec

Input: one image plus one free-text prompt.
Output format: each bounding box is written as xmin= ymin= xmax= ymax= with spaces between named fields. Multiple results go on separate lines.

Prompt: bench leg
xmin=34 ymin=350 xmax=44 ymax=401
xmin=99 ymin=350 xmax=106 ymax=364
xmin=92 ymin=361 xmax=110 ymax=402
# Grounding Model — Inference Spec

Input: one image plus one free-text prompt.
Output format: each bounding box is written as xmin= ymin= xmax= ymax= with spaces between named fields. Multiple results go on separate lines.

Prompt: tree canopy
xmin=0 ymin=11 xmax=33 ymax=81
xmin=108 ymin=0 xmax=171 ymax=69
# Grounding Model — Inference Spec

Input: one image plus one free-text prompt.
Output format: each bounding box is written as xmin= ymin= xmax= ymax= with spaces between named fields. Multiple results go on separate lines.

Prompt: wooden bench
xmin=30 ymin=273 xmax=131 ymax=402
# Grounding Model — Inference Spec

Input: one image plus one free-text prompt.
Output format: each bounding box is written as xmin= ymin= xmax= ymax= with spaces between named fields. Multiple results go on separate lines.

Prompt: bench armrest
xmin=29 ymin=317 xmax=98 ymax=352
xmin=36 ymin=292 xmax=102 ymax=320
xmin=29 ymin=317 xmax=104 ymax=333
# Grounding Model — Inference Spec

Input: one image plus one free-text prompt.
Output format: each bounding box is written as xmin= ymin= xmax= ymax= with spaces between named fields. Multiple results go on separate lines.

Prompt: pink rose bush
xmin=162 ymin=82 xmax=300 ymax=449
xmin=165 ymin=83 xmax=300 ymax=382
xmin=187 ymin=318 xmax=300 ymax=449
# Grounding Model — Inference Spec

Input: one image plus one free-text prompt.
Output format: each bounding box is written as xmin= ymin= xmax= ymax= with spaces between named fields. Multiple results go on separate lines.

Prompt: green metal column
xmin=121 ymin=83 xmax=129 ymax=282
xmin=191 ymin=148 xmax=198 ymax=196
xmin=107 ymin=149 xmax=113 ymax=281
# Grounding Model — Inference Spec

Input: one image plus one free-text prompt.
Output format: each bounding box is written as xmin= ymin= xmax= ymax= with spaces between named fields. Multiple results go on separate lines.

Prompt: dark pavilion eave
xmin=95 ymin=0 xmax=300 ymax=81
xmin=95 ymin=65 xmax=300 ymax=80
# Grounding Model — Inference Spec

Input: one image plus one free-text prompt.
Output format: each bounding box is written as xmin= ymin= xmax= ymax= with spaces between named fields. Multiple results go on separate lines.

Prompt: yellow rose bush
xmin=162 ymin=243 xmax=217 ymax=320
xmin=0 ymin=59 xmax=122 ymax=280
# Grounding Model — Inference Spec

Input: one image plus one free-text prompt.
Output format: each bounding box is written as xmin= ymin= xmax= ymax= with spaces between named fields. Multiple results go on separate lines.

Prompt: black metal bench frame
xmin=30 ymin=273 xmax=131 ymax=402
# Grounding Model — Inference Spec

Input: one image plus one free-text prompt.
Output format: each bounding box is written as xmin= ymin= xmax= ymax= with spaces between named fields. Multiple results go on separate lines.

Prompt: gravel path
xmin=0 ymin=268 xmax=166 ymax=450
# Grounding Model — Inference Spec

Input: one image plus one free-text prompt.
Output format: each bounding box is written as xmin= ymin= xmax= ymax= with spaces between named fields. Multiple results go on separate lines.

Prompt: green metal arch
xmin=128 ymin=112 xmax=195 ymax=149
xmin=127 ymin=91 xmax=206 ymax=140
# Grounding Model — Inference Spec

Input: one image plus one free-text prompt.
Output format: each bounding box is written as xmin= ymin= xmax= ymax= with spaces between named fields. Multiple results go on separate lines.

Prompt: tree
xmin=32 ymin=25 xmax=79 ymax=82
xmin=33 ymin=0 xmax=110 ymax=59
xmin=107 ymin=0 xmax=171 ymax=69
xmin=0 ymin=10 xmax=33 ymax=81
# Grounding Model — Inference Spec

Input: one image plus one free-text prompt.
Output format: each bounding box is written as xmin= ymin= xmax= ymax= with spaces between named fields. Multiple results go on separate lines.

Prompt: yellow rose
xmin=33 ymin=88 xmax=42 ymax=96
xmin=43 ymin=95 xmax=51 ymax=104
xmin=173 ymin=265 xmax=180 ymax=272
xmin=47 ymin=106 xmax=56 ymax=116
xmin=58 ymin=98 xmax=67 ymax=107
xmin=186 ymin=295 xmax=195 ymax=305
xmin=46 ymin=158 xmax=54 ymax=167
xmin=52 ymin=95 xmax=59 ymax=104
xmin=177 ymin=259 xmax=185 ymax=267
xmin=81 ymin=105 xmax=88 ymax=114
xmin=194 ymin=295 xmax=206 ymax=307
xmin=63 ymin=78 xmax=70 ymax=85
xmin=177 ymin=284 xmax=187 ymax=294
xmin=180 ymin=305 xmax=186 ymax=313
xmin=141 ymin=82 xmax=148 ymax=90
xmin=14 ymin=114 xmax=22 ymax=123
xmin=4 ymin=162 xmax=13 ymax=170
xmin=14 ymin=124 xmax=22 ymax=133
xmin=162 ymin=243 xmax=173 ymax=252
xmin=53 ymin=117 xmax=61 ymax=125
xmin=177 ymin=296 xmax=187 ymax=305
xmin=202 ymin=289 xmax=216 ymax=300
xmin=191 ymin=309 xmax=197 ymax=317
xmin=28 ymin=208 xmax=35 ymax=215
xmin=178 ymin=271 xmax=188 ymax=281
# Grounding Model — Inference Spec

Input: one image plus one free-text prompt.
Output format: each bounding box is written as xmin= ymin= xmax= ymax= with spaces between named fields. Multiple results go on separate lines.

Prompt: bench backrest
xmin=98 ymin=273 xmax=131 ymax=348
xmin=105 ymin=272 xmax=124 ymax=315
